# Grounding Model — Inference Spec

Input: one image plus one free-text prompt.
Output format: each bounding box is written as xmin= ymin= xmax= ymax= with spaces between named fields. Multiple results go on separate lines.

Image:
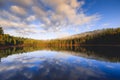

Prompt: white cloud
xmin=10 ymin=0 xmax=33 ymax=6
xmin=26 ymin=15 xmax=36 ymax=22
xmin=31 ymin=0 xmax=99 ymax=31
xmin=10 ymin=5 xmax=27 ymax=15
xmin=0 ymin=0 xmax=100 ymax=39
xmin=0 ymin=10 xmax=21 ymax=22
xmin=0 ymin=18 xmax=37 ymax=35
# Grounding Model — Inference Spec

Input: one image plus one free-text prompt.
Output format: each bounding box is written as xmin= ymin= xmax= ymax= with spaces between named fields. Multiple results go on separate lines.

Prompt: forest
xmin=0 ymin=27 xmax=120 ymax=48
xmin=47 ymin=28 xmax=120 ymax=47
xmin=0 ymin=27 xmax=46 ymax=48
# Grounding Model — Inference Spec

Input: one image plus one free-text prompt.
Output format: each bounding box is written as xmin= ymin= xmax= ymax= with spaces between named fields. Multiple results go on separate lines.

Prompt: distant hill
xmin=48 ymin=28 xmax=120 ymax=46
xmin=60 ymin=30 xmax=103 ymax=40
xmin=60 ymin=28 xmax=120 ymax=40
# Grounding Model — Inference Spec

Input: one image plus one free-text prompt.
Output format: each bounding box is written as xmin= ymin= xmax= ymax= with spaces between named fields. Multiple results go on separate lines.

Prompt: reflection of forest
xmin=49 ymin=46 xmax=120 ymax=62
xmin=0 ymin=47 xmax=45 ymax=60
xmin=0 ymin=46 xmax=120 ymax=62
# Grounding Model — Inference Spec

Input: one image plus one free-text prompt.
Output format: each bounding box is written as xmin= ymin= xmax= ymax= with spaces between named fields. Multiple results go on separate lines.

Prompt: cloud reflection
xmin=0 ymin=50 xmax=120 ymax=80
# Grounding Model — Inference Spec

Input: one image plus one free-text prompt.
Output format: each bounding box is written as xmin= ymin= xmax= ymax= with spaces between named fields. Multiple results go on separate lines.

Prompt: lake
xmin=0 ymin=46 xmax=120 ymax=80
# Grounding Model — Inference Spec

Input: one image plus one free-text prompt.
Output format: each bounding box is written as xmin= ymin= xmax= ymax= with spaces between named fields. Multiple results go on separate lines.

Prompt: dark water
xmin=0 ymin=47 xmax=120 ymax=80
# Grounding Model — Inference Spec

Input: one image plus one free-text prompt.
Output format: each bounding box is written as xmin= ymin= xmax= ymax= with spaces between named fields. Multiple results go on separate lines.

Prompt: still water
xmin=0 ymin=47 xmax=120 ymax=80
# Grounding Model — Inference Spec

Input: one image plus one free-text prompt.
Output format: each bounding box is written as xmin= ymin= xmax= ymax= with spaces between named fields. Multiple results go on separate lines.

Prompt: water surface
xmin=0 ymin=48 xmax=120 ymax=80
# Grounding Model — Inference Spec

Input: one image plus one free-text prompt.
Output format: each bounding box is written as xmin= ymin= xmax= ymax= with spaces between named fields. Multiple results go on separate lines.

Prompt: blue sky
xmin=0 ymin=0 xmax=120 ymax=40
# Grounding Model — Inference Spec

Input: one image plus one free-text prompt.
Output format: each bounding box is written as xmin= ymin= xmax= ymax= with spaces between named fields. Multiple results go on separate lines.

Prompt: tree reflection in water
xmin=0 ymin=46 xmax=120 ymax=62
xmin=0 ymin=50 xmax=120 ymax=80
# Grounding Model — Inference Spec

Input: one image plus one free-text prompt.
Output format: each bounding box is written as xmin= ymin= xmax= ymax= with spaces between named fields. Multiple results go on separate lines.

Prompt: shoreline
xmin=0 ymin=45 xmax=25 ymax=50
xmin=0 ymin=44 xmax=120 ymax=50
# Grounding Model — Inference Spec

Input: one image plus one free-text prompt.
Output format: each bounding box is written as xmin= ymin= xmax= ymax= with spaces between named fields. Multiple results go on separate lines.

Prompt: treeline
xmin=0 ymin=34 xmax=46 ymax=47
xmin=47 ymin=28 xmax=120 ymax=46
xmin=0 ymin=27 xmax=46 ymax=47
xmin=0 ymin=27 xmax=120 ymax=48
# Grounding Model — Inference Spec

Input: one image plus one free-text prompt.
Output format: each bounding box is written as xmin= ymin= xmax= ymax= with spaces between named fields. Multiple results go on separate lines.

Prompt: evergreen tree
xmin=0 ymin=27 xmax=4 ymax=34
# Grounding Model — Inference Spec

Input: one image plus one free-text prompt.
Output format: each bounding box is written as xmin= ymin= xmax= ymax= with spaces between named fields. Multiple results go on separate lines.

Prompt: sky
xmin=0 ymin=0 xmax=120 ymax=40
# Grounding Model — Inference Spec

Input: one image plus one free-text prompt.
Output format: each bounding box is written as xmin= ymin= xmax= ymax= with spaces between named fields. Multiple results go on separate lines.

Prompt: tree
xmin=0 ymin=27 xmax=4 ymax=34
